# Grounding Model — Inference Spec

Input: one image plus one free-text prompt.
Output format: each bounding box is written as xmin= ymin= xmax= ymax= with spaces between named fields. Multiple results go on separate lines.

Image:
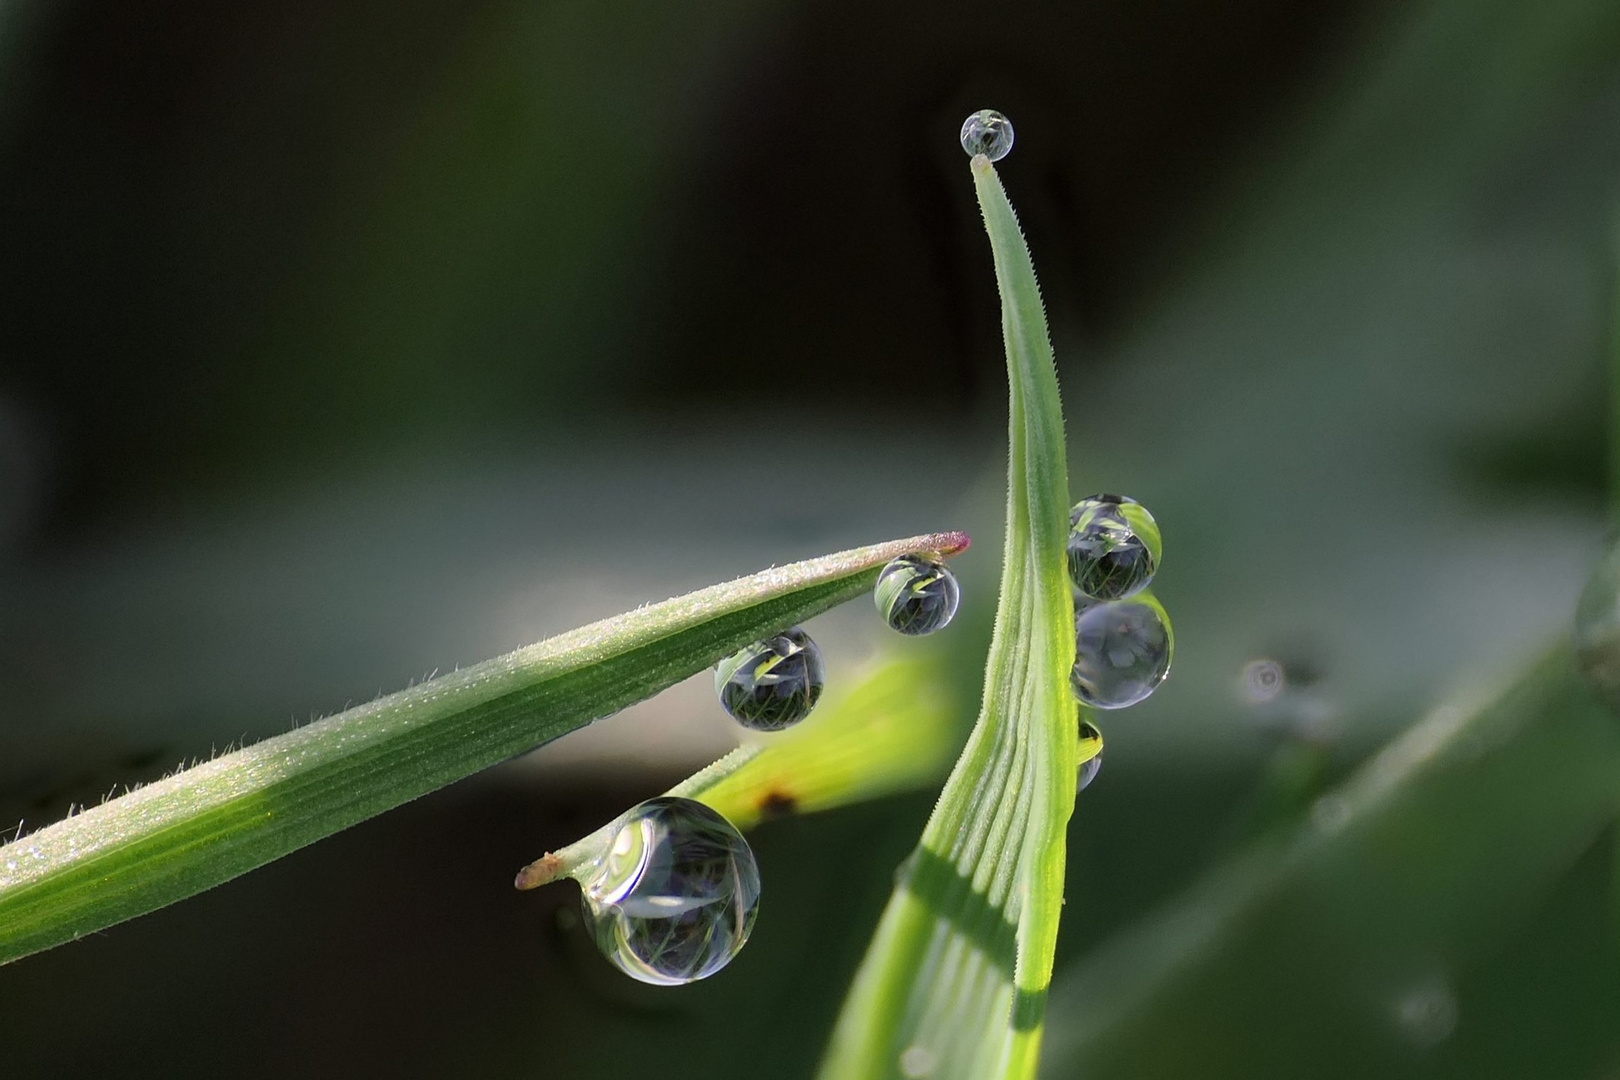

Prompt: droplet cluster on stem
xmin=1066 ymin=492 xmax=1173 ymax=791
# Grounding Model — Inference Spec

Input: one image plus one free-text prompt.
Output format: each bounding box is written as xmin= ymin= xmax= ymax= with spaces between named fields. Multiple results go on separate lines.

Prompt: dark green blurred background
xmin=4 ymin=0 xmax=1620 ymax=1076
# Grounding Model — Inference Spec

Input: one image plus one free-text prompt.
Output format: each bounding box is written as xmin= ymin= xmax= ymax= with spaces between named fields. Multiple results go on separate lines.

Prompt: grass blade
xmin=0 ymin=531 xmax=967 ymax=965
xmin=818 ymin=153 xmax=1076 ymax=1079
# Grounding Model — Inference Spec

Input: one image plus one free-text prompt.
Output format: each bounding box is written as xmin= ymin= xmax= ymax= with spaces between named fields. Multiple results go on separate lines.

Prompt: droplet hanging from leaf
xmin=715 ymin=627 xmax=826 ymax=730
xmin=875 ymin=554 xmax=961 ymax=636
xmin=1067 ymin=494 xmax=1161 ymax=601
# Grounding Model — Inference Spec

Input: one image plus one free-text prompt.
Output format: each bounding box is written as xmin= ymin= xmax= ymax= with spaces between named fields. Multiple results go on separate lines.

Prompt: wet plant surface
xmin=5 ymin=0 xmax=1620 ymax=1076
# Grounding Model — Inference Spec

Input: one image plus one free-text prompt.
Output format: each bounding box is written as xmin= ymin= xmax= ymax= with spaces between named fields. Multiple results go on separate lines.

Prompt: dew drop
xmin=715 ymin=627 xmax=826 ymax=731
xmin=1071 ymin=595 xmax=1172 ymax=709
xmin=578 ymin=796 xmax=761 ymax=986
xmin=875 ymin=554 xmax=961 ymax=636
xmin=1077 ymin=719 xmax=1104 ymax=792
xmin=959 ymin=109 xmax=1014 ymax=162
xmin=1067 ymin=494 xmax=1161 ymax=601
xmin=1241 ymin=658 xmax=1285 ymax=703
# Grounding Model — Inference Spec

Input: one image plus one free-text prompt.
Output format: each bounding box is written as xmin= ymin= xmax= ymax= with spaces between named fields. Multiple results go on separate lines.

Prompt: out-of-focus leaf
xmin=1040 ymin=645 xmax=1620 ymax=1079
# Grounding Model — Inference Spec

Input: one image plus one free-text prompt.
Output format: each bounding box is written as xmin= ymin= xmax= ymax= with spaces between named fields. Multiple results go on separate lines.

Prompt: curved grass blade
xmin=0 ymin=531 xmax=967 ymax=966
xmin=818 ymin=154 xmax=1077 ymax=1079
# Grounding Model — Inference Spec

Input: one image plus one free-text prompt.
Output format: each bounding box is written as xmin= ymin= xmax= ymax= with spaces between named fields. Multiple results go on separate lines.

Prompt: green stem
xmin=819 ymin=152 xmax=1075 ymax=1080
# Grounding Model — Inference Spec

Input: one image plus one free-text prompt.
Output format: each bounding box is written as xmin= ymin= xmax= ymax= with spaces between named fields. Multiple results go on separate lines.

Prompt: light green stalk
xmin=0 ymin=531 xmax=966 ymax=965
xmin=818 ymin=154 xmax=1077 ymax=1079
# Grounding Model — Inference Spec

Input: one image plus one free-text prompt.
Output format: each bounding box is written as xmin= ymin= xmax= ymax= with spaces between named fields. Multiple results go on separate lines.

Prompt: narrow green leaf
xmin=818 ymin=154 xmax=1076 ymax=1078
xmin=0 ymin=531 xmax=967 ymax=965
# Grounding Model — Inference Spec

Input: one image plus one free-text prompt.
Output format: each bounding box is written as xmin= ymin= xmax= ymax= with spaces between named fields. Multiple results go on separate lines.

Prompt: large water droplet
xmin=1067 ymin=494 xmax=1161 ymax=601
xmin=1077 ymin=719 xmax=1104 ymax=792
xmin=578 ymin=796 xmax=761 ymax=986
xmin=959 ymin=109 xmax=1014 ymax=161
xmin=715 ymin=627 xmax=826 ymax=731
xmin=1071 ymin=595 xmax=1173 ymax=709
xmin=1575 ymin=541 xmax=1620 ymax=713
xmin=875 ymin=554 xmax=961 ymax=636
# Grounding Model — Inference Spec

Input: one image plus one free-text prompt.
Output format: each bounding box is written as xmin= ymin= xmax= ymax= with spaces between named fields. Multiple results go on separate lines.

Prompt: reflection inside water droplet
xmin=715 ymin=627 xmax=826 ymax=731
xmin=578 ymin=796 xmax=760 ymax=986
xmin=1078 ymin=719 xmax=1104 ymax=792
xmin=875 ymin=554 xmax=961 ymax=635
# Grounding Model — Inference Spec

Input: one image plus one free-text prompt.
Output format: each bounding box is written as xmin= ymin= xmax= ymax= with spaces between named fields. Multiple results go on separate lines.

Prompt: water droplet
xmin=1067 ymin=494 xmax=1161 ymax=601
xmin=715 ymin=627 xmax=826 ymax=731
xmin=1241 ymin=659 xmax=1285 ymax=703
xmin=959 ymin=109 xmax=1014 ymax=162
xmin=1077 ymin=719 xmax=1104 ymax=792
xmin=1576 ymin=542 xmax=1620 ymax=713
xmin=875 ymin=554 xmax=961 ymax=636
xmin=1071 ymin=595 xmax=1172 ymax=709
xmin=578 ymin=796 xmax=761 ymax=986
